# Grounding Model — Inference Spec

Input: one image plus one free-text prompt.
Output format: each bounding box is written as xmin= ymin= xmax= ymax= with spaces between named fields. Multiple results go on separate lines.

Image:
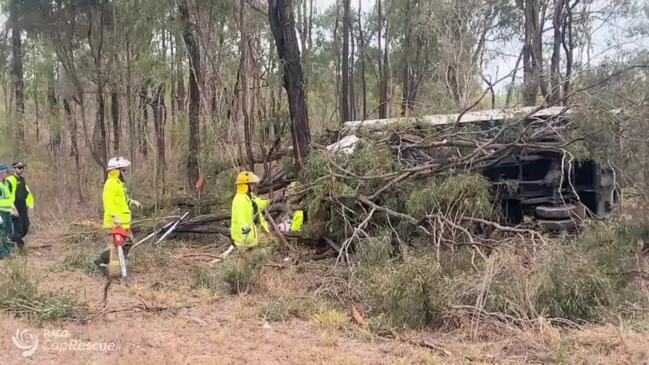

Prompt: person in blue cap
xmin=0 ymin=164 xmax=17 ymax=259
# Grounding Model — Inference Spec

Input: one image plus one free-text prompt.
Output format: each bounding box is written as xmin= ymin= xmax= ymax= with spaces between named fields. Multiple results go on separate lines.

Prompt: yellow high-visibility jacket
xmin=230 ymin=191 xmax=269 ymax=247
xmin=0 ymin=180 xmax=15 ymax=213
xmin=6 ymin=175 xmax=34 ymax=208
xmin=102 ymin=170 xmax=132 ymax=229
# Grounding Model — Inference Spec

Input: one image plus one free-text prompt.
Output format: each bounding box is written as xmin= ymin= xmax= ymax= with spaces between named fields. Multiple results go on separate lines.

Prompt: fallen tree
xmin=160 ymin=106 xmax=617 ymax=263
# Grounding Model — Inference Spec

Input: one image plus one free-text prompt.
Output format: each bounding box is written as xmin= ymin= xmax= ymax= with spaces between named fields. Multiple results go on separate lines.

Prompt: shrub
xmin=313 ymin=309 xmax=348 ymax=330
xmin=223 ymin=248 xmax=271 ymax=293
xmin=361 ymin=252 xmax=461 ymax=329
xmin=356 ymin=233 xmax=393 ymax=268
xmin=0 ymin=260 xmax=86 ymax=325
xmin=130 ymin=249 xmax=171 ymax=272
xmin=190 ymin=266 xmax=223 ymax=293
xmin=59 ymin=251 xmax=102 ymax=276
xmin=405 ymin=174 xmax=492 ymax=218
xmin=257 ymin=296 xmax=317 ymax=322
xmin=468 ymin=248 xmax=538 ymax=319
xmin=355 ymin=219 xmax=649 ymax=329
xmin=535 ymin=246 xmax=613 ymax=322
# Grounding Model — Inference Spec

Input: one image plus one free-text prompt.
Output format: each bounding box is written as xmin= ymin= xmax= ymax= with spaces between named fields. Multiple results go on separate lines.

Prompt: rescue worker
xmin=227 ymin=171 xmax=271 ymax=292
xmin=277 ymin=182 xmax=305 ymax=233
xmin=6 ymin=162 xmax=34 ymax=250
xmin=230 ymin=171 xmax=270 ymax=248
xmin=0 ymin=164 xmax=17 ymax=259
xmin=94 ymin=157 xmax=142 ymax=274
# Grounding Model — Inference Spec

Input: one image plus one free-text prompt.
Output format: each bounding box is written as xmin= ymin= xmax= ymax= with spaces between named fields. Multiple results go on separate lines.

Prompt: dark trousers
xmin=0 ymin=211 xmax=14 ymax=259
xmin=12 ymin=200 xmax=29 ymax=249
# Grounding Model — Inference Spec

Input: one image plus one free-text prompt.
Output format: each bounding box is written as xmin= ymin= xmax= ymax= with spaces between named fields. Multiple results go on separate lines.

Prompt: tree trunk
xmin=333 ymin=2 xmax=341 ymax=122
xmin=562 ymin=0 xmax=576 ymax=102
xmin=138 ymin=85 xmax=149 ymax=159
xmin=47 ymin=71 xmax=60 ymax=152
xmin=379 ymin=6 xmax=391 ymax=118
xmin=111 ymin=90 xmax=120 ymax=153
xmin=151 ymin=84 xmax=166 ymax=186
xmin=34 ymin=84 xmax=40 ymax=142
xmin=240 ymin=0 xmax=255 ymax=171
xmin=350 ymin=22 xmax=356 ymax=121
xmin=522 ymin=0 xmax=539 ymax=106
xmin=64 ymin=99 xmax=84 ymax=202
xmin=175 ymin=32 xmax=186 ymax=118
xmin=341 ymin=0 xmax=351 ymax=124
xmin=126 ymin=37 xmax=136 ymax=166
xmin=97 ymin=82 xmax=108 ymax=167
xmin=378 ymin=0 xmax=391 ymax=118
xmin=400 ymin=0 xmax=412 ymax=116
xmin=11 ymin=10 xmax=24 ymax=149
xmin=377 ymin=0 xmax=383 ymax=117
xmin=180 ymin=0 xmax=201 ymax=188
xmin=506 ymin=48 xmax=524 ymax=108
xmin=532 ymin=1 xmax=549 ymax=99
xmin=268 ymin=0 xmax=311 ymax=172
xmin=550 ymin=0 xmax=565 ymax=104
xmin=358 ymin=0 xmax=367 ymax=120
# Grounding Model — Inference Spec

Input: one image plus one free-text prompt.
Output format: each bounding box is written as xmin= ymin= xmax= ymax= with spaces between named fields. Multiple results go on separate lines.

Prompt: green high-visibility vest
xmin=6 ymin=175 xmax=34 ymax=208
xmin=0 ymin=180 xmax=15 ymax=213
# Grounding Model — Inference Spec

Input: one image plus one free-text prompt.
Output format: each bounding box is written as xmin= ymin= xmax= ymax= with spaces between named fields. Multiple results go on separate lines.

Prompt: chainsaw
xmin=108 ymin=227 xmax=130 ymax=279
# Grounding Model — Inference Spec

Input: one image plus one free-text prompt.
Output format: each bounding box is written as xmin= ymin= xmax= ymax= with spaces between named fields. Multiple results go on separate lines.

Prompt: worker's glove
xmin=0 ymin=215 xmax=3 ymax=224
xmin=113 ymin=216 xmax=122 ymax=226
xmin=241 ymin=226 xmax=251 ymax=235
xmin=129 ymin=199 xmax=142 ymax=209
xmin=11 ymin=209 xmax=18 ymax=217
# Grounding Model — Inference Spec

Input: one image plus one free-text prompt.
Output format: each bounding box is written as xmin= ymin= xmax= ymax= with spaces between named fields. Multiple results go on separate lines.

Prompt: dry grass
xmin=5 ymin=191 xmax=648 ymax=364
xmin=312 ymin=309 xmax=349 ymax=330
xmin=0 ymin=259 xmax=87 ymax=325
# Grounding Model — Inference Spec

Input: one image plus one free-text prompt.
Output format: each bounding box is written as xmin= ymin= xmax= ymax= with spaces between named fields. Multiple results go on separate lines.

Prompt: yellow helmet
xmin=236 ymin=171 xmax=261 ymax=185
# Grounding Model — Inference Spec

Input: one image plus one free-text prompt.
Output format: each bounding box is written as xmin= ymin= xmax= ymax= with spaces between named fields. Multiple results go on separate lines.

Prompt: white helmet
xmin=107 ymin=157 xmax=132 ymax=171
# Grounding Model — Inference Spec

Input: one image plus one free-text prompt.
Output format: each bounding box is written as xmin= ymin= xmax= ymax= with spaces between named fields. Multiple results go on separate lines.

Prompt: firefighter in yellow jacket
xmin=230 ymin=171 xmax=270 ymax=248
xmin=94 ymin=157 xmax=141 ymax=274
xmin=227 ymin=171 xmax=271 ymax=292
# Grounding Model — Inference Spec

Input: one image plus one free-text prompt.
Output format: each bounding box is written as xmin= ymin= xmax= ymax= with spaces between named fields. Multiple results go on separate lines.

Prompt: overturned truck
xmin=340 ymin=106 xmax=618 ymax=231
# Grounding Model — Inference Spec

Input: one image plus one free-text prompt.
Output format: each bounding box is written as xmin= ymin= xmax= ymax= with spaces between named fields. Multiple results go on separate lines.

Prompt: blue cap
xmin=0 ymin=164 xmax=8 ymax=173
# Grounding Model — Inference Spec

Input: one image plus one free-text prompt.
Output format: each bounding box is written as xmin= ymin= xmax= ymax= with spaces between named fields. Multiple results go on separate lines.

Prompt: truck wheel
xmin=537 ymin=219 xmax=582 ymax=232
xmin=535 ymin=205 xmax=584 ymax=220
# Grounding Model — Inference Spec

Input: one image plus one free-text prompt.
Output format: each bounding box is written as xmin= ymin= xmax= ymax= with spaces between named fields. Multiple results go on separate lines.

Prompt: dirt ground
xmin=1 ymin=228 xmax=649 ymax=365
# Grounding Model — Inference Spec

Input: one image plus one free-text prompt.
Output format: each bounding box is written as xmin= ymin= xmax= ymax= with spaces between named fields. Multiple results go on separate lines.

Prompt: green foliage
xmin=0 ymin=260 xmax=86 ymax=325
xmin=405 ymin=174 xmax=492 ymax=218
xmin=129 ymin=248 xmax=171 ymax=272
xmin=58 ymin=251 xmax=101 ymax=276
xmin=312 ymin=309 xmax=348 ymax=330
xmin=356 ymin=233 xmax=394 ymax=268
xmin=347 ymin=139 xmax=403 ymax=178
xmin=574 ymin=221 xmax=645 ymax=288
xmin=360 ymin=251 xmax=463 ymax=329
xmin=191 ymin=266 xmax=224 ymax=293
xmin=535 ymin=247 xmax=612 ymax=322
xmin=63 ymin=223 xmax=105 ymax=246
xmin=355 ymin=219 xmax=649 ymax=329
xmin=257 ymin=296 xmax=317 ymax=322
xmin=223 ymin=248 xmax=271 ymax=293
